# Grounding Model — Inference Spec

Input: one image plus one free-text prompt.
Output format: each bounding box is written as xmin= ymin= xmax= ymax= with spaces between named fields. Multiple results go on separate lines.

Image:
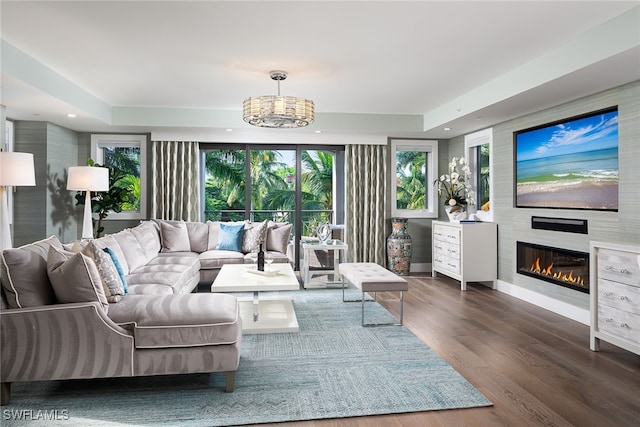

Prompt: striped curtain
xmin=345 ymin=144 xmax=387 ymax=265
xmin=151 ymin=141 xmax=200 ymax=221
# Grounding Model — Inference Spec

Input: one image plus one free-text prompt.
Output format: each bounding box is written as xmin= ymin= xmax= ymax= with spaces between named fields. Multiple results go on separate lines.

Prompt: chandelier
xmin=242 ymin=70 xmax=315 ymax=128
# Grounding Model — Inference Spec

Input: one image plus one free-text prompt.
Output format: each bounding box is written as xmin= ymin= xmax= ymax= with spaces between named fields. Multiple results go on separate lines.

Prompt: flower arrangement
xmin=434 ymin=156 xmax=475 ymax=211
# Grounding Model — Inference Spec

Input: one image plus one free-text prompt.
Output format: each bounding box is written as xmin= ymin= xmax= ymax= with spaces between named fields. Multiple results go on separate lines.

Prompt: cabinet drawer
xmin=434 ymin=241 xmax=460 ymax=260
xmin=599 ymin=279 xmax=640 ymax=315
xmin=434 ymin=256 xmax=460 ymax=275
xmin=598 ymin=304 xmax=640 ymax=345
xmin=597 ymin=248 xmax=640 ymax=287
xmin=433 ymin=225 xmax=460 ymax=244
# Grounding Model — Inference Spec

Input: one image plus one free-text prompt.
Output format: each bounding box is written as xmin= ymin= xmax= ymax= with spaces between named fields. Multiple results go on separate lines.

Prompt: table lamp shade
xmin=0 ymin=152 xmax=36 ymax=186
xmin=66 ymin=166 xmax=109 ymax=191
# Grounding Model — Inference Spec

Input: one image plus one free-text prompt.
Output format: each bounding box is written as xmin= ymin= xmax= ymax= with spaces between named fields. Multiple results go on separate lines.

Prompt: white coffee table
xmin=211 ymin=263 xmax=300 ymax=334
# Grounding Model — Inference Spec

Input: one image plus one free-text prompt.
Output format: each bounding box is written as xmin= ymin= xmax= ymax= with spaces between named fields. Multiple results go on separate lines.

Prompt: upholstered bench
xmin=338 ymin=262 xmax=408 ymax=326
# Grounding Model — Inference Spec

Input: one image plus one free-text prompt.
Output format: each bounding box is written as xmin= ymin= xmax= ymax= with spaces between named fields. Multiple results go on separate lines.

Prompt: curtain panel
xmin=345 ymin=144 xmax=387 ymax=265
xmin=151 ymin=141 xmax=200 ymax=221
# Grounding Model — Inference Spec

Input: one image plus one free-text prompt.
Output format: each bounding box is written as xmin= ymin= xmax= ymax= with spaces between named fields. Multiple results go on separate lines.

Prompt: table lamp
xmin=66 ymin=166 xmax=109 ymax=239
xmin=0 ymin=152 xmax=36 ymax=250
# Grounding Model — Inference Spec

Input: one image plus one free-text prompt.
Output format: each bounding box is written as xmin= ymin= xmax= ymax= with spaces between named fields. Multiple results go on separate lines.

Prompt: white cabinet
xmin=590 ymin=241 xmax=640 ymax=356
xmin=431 ymin=220 xmax=497 ymax=290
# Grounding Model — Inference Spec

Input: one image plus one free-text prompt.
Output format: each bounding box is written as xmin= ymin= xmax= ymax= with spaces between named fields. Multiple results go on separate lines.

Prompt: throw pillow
xmin=266 ymin=223 xmax=293 ymax=254
xmin=242 ymin=220 xmax=268 ymax=253
xmin=81 ymin=242 xmax=125 ymax=303
xmin=0 ymin=235 xmax=62 ymax=308
xmin=103 ymin=247 xmax=129 ymax=295
xmin=159 ymin=221 xmax=191 ymax=253
xmin=47 ymin=246 xmax=109 ymax=312
xmin=216 ymin=223 xmax=245 ymax=252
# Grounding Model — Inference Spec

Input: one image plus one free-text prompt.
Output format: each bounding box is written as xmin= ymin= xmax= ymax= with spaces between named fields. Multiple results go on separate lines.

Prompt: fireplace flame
xmin=529 ymin=257 xmax=584 ymax=285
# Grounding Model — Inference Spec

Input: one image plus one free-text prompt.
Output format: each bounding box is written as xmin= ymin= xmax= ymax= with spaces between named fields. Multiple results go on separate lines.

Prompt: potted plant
xmin=434 ymin=156 xmax=475 ymax=221
xmin=74 ymin=159 xmax=136 ymax=238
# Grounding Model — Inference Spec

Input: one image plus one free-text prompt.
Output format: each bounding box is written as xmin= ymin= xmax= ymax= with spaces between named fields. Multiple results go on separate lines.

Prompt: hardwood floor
xmin=259 ymin=275 xmax=640 ymax=427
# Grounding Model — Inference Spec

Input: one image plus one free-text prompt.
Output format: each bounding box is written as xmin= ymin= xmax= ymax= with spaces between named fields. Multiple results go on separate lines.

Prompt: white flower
xmin=448 ymin=198 xmax=457 ymax=206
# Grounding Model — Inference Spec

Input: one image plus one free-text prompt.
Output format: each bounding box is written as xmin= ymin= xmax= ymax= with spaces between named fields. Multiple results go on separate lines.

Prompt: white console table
xmin=432 ymin=220 xmax=497 ymax=290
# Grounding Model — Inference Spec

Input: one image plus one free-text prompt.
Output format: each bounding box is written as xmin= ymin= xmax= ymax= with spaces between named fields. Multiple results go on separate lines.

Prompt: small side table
xmin=300 ymin=239 xmax=348 ymax=289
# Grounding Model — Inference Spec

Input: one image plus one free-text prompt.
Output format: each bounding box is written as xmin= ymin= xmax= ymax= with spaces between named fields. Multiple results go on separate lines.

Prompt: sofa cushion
xmin=185 ymin=221 xmax=209 ymax=253
xmin=0 ymin=235 xmax=62 ymax=308
xmin=130 ymin=221 xmax=161 ymax=261
xmin=206 ymin=221 xmax=220 ymax=250
xmin=113 ymin=229 xmax=147 ymax=272
xmin=217 ymin=223 xmax=244 ymax=252
xmin=106 ymin=293 xmax=241 ymax=349
xmin=127 ymin=284 xmax=173 ymax=296
xmin=102 ymin=247 xmax=129 ymax=294
xmin=92 ymin=235 xmax=130 ymax=275
xmin=159 ymin=221 xmax=191 ymax=252
xmin=199 ymin=250 xmax=246 ymax=270
xmin=81 ymin=242 xmax=125 ymax=303
xmin=242 ymin=220 xmax=268 ymax=253
xmin=267 ymin=223 xmax=292 ymax=254
xmin=47 ymin=246 xmax=109 ymax=312
xmin=127 ymin=252 xmax=200 ymax=294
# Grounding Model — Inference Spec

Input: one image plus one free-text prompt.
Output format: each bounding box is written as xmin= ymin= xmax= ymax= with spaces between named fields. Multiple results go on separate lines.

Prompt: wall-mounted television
xmin=515 ymin=107 xmax=618 ymax=211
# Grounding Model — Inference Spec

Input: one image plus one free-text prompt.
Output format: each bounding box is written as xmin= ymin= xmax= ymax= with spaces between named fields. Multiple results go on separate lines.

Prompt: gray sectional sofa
xmin=0 ymin=219 xmax=293 ymax=405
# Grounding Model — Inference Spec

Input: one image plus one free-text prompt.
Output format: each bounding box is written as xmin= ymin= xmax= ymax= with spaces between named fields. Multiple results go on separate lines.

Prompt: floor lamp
xmin=66 ymin=166 xmax=109 ymax=240
xmin=0 ymin=152 xmax=36 ymax=251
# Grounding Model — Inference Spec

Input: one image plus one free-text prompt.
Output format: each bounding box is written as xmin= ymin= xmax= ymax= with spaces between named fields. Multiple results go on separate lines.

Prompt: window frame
xmin=91 ymin=134 xmax=147 ymax=220
xmin=464 ymin=128 xmax=493 ymax=222
xmin=390 ymin=139 xmax=439 ymax=219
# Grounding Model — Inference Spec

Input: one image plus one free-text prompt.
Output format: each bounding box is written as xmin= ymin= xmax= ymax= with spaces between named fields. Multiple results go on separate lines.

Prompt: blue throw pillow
xmin=217 ymin=223 xmax=245 ymax=252
xmin=103 ymin=247 xmax=129 ymax=295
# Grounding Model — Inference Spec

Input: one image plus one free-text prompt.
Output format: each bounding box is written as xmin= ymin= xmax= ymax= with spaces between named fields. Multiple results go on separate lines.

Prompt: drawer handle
xmin=604 ymin=319 xmax=630 ymax=328
xmin=605 ymin=292 xmax=614 ymax=297
xmin=620 ymin=295 xmax=629 ymax=301
xmin=604 ymin=265 xmax=629 ymax=274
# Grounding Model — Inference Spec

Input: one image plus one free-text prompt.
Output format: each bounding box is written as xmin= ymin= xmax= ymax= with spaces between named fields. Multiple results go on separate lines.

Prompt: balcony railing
xmin=203 ymin=209 xmax=333 ymax=238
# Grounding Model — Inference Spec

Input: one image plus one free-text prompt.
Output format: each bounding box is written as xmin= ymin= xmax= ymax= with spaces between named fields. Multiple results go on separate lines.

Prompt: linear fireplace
xmin=516 ymin=241 xmax=589 ymax=293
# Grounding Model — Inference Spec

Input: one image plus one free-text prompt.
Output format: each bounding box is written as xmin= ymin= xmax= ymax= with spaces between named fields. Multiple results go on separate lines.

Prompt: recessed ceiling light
xmin=67 ymin=113 xmax=77 ymax=118
xmin=314 ymin=130 xmax=322 ymax=134
xmin=225 ymin=128 xmax=233 ymax=132
xmin=444 ymin=127 xmax=451 ymax=131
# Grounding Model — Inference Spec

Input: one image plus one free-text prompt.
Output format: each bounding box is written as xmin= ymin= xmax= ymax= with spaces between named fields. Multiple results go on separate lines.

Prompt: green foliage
xmin=395 ymin=151 xmax=426 ymax=210
xmin=203 ymin=149 xmax=334 ymax=235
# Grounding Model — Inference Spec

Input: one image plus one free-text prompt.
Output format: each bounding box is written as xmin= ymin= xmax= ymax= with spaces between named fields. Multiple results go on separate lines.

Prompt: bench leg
xmin=361 ymin=290 xmax=404 ymax=327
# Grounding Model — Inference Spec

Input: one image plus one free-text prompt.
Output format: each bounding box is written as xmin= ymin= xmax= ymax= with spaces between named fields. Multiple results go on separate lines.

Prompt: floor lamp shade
xmin=67 ymin=166 xmax=109 ymax=239
xmin=0 ymin=152 xmax=36 ymax=250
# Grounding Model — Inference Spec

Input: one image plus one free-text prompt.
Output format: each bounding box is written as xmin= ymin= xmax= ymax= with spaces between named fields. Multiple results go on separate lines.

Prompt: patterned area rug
xmin=6 ymin=288 xmax=492 ymax=426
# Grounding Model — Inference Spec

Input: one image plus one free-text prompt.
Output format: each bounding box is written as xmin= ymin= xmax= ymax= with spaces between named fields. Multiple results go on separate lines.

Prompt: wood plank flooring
xmin=259 ymin=274 xmax=640 ymax=427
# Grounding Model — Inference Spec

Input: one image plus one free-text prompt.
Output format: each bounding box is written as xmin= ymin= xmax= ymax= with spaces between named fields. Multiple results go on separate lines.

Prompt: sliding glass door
xmin=201 ymin=144 xmax=344 ymax=268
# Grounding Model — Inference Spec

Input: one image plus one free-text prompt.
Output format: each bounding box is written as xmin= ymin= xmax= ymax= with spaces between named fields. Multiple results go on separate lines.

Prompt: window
xmin=391 ymin=139 xmax=438 ymax=218
xmin=91 ymin=134 xmax=147 ymax=220
xmin=465 ymin=128 xmax=493 ymax=221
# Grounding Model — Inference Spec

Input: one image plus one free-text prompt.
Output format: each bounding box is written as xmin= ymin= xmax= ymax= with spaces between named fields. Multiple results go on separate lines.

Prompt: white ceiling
xmin=1 ymin=1 xmax=639 ymax=141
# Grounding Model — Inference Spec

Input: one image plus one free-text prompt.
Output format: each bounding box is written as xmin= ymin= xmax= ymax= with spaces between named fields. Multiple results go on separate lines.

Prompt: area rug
xmin=6 ymin=288 xmax=492 ymax=426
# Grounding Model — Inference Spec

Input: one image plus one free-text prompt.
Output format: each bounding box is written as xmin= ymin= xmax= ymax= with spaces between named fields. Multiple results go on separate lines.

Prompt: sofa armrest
xmin=1 ymin=302 xmax=135 ymax=383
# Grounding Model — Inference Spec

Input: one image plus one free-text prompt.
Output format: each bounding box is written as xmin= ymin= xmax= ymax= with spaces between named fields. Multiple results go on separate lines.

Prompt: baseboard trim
xmin=496 ymin=280 xmax=589 ymax=325
xmin=410 ymin=262 xmax=431 ymax=273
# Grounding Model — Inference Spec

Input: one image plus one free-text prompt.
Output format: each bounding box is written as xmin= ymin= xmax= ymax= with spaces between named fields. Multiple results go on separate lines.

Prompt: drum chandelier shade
xmin=243 ymin=70 xmax=315 ymax=128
